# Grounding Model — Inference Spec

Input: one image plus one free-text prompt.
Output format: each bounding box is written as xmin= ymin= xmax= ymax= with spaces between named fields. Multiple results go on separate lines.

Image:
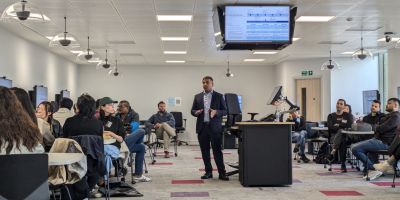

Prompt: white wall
xmin=0 ymin=26 xmax=78 ymax=100
xmin=387 ymin=48 xmax=400 ymax=99
xmin=275 ymin=57 xmax=379 ymax=120
xmin=331 ymin=57 xmax=379 ymax=115
xmin=275 ymin=58 xmax=331 ymax=120
xmin=77 ymin=64 xmax=276 ymax=143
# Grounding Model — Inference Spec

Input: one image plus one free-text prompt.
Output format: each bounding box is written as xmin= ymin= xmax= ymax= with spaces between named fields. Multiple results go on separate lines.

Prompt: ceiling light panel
xmin=296 ymin=16 xmax=336 ymax=22
xmin=157 ymin=15 xmax=192 ymax=21
xmin=161 ymin=37 xmax=189 ymax=41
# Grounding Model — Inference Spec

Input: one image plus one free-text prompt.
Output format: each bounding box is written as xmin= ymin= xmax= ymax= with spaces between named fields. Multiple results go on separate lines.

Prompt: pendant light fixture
xmin=49 ymin=16 xmax=80 ymax=48
xmin=109 ymin=60 xmax=119 ymax=76
xmin=97 ymin=49 xmax=111 ymax=69
xmin=321 ymin=50 xmax=341 ymax=70
xmin=1 ymin=0 xmax=50 ymax=22
xmin=225 ymin=59 xmax=234 ymax=77
xmin=352 ymin=31 xmax=372 ymax=60
xmin=77 ymin=36 xmax=96 ymax=61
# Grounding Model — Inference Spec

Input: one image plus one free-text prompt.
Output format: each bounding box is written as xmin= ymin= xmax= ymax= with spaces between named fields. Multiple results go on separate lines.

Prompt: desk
xmin=48 ymin=153 xmax=84 ymax=166
xmin=341 ymin=130 xmax=374 ymax=135
xmin=236 ymin=122 xmax=293 ymax=186
xmin=311 ymin=127 xmax=328 ymax=131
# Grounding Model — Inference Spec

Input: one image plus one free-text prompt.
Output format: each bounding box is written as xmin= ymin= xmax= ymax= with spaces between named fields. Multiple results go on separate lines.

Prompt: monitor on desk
xmin=0 ymin=77 xmax=12 ymax=88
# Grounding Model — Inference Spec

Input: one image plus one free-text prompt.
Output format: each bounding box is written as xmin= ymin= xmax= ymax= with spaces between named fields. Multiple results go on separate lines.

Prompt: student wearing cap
xmin=98 ymin=97 xmax=126 ymax=179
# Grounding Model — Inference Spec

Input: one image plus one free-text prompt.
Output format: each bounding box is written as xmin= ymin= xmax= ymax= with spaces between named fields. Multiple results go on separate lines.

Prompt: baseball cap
xmin=99 ymin=97 xmax=117 ymax=106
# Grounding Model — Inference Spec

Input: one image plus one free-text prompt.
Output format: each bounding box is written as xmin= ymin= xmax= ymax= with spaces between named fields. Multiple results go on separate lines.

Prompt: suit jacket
xmin=191 ymin=91 xmax=227 ymax=134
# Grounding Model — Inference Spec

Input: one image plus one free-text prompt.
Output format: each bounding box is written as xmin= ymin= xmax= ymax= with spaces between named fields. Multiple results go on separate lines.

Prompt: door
xmin=295 ymin=78 xmax=321 ymax=122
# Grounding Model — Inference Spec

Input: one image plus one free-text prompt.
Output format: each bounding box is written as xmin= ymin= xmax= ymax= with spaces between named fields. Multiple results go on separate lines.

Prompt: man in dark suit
xmin=191 ymin=76 xmax=229 ymax=181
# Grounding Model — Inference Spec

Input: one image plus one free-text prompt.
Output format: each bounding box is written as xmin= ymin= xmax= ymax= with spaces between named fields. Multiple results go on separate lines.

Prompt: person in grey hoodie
xmin=53 ymin=98 xmax=74 ymax=127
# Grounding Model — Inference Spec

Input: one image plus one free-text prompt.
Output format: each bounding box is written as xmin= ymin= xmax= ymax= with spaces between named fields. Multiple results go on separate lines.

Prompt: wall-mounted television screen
xmin=0 ymin=77 xmax=12 ymax=88
xmin=213 ymin=5 xmax=296 ymax=50
xmin=34 ymin=85 xmax=48 ymax=107
xmin=225 ymin=6 xmax=290 ymax=43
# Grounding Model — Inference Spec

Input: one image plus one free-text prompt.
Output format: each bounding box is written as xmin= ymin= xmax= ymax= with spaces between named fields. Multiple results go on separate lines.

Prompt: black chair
xmin=0 ymin=154 xmax=49 ymax=200
xmin=171 ymin=111 xmax=188 ymax=155
xmin=224 ymin=93 xmax=242 ymax=177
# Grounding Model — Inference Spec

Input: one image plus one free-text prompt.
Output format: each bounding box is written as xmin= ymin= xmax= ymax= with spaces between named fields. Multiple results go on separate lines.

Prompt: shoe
xmin=218 ymin=174 xmax=229 ymax=181
xmin=293 ymin=145 xmax=299 ymax=153
xmin=201 ymin=173 xmax=213 ymax=179
xmin=134 ymin=175 xmax=151 ymax=182
xmin=365 ymin=170 xmax=383 ymax=181
xmin=164 ymin=151 xmax=170 ymax=158
xmin=373 ymin=161 xmax=395 ymax=174
xmin=300 ymin=155 xmax=310 ymax=163
xmin=340 ymin=163 xmax=347 ymax=173
xmin=90 ymin=189 xmax=102 ymax=198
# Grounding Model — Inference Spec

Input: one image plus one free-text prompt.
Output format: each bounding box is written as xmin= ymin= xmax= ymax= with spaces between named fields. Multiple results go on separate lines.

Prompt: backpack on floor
xmin=315 ymin=142 xmax=329 ymax=164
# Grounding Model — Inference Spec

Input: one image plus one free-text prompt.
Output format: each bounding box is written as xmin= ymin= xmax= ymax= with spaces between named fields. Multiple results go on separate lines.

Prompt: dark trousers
xmin=333 ymin=130 xmax=373 ymax=164
xmin=198 ymin=123 xmax=226 ymax=175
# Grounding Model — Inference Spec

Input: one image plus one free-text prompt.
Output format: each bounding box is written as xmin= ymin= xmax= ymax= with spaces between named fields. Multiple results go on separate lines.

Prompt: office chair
xmin=224 ymin=93 xmax=243 ymax=177
xmin=0 ymin=154 xmax=49 ymax=200
xmin=171 ymin=111 xmax=188 ymax=147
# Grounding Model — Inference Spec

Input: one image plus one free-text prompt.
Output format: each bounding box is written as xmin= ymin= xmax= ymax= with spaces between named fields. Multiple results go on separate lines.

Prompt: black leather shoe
xmin=201 ymin=173 xmax=213 ymax=179
xmin=218 ymin=174 xmax=229 ymax=181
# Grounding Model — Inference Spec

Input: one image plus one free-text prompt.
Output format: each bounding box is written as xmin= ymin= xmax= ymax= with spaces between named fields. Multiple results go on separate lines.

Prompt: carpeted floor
xmin=113 ymin=145 xmax=400 ymax=200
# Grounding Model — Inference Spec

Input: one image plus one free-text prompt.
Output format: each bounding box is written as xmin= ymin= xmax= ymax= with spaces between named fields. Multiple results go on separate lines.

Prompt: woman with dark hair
xmin=63 ymin=94 xmax=103 ymax=138
xmin=10 ymin=87 xmax=37 ymax=124
xmin=0 ymin=86 xmax=44 ymax=154
xmin=36 ymin=101 xmax=63 ymax=139
xmin=63 ymin=94 xmax=104 ymax=197
xmin=11 ymin=87 xmax=55 ymax=149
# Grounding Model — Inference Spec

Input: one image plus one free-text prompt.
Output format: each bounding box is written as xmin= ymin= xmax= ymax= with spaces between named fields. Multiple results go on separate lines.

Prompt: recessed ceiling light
xmin=253 ymin=51 xmax=278 ymax=55
xmin=157 ymin=15 xmax=192 ymax=21
xmin=161 ymin=37 xmax=189 ymax=41
xmin=341 ymin=51 xmax=354 ymax=54
xmin=214 ymin=32 xmax=221 ymax=36
xmin=296 ymin=16 xmax=336 ymax=22
xmin=166 ymin=60 xmax=185 ymax=63
xmin=292 ymin=38 xmax=301 ymax=41
xmin=70 ymin=50 xmax=84 ymax=54
xmin=163 ymin=51 xmax=187 ymax=54
xmin=377 ymin=37 xmax=400 ymax=42
xmin=244 ymin=59 xmax=265 ymax=62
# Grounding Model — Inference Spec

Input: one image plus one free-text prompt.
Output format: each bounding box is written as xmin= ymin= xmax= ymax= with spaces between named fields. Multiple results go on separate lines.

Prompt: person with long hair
xmin=36 ymin=101 xmax=63 ymax=139
xmin=10 ymin=87 xmax=37 ymax=124
xmin=0 ymin=86 xmax=44 ymax=154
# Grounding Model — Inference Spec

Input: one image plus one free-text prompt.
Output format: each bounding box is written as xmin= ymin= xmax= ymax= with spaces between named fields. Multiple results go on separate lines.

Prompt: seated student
xmin=286 ymin=110 xmax=310 ymax=163
xmin=11 ymin=87 xmax=55 ymax=148
xmin=116 ymin=100 xmax=150 ymax=182
xmin=63 ymin=94 xmax=104 ymax=198
xmin=362 ymin=100 xmax=385 ymax=129
xmin=0 ymin=86 xmax=44 ymax=154
xmin=98 ymin=97 xmax=126 ymax=179
xmin=351 ymin=98 xmax=400 ymax=180
xmin=36 ymin=101 xmax=63 ymax=139
xmin=53 ymin=97 xmax=74 ymax=127
xmin=326 ymin=99 xmax=353 ymax=165
xmin=146 ymin=101 xmax=176 ymax=158
xmin=373 ymin=124 xmax=400 ymax=175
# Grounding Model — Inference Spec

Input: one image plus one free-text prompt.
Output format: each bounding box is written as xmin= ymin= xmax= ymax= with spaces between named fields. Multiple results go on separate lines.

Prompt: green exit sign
xmin=301 ymin=70 xmax=313 ymax=76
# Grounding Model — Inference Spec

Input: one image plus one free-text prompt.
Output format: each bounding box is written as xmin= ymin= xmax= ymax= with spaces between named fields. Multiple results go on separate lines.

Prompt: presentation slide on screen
xmin=225 ymin=6 xmax=290 ymax=42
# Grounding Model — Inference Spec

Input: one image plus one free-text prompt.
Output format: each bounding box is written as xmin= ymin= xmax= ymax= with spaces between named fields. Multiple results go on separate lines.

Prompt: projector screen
xmin=225 ymin=5 xmax=290 ymax=43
